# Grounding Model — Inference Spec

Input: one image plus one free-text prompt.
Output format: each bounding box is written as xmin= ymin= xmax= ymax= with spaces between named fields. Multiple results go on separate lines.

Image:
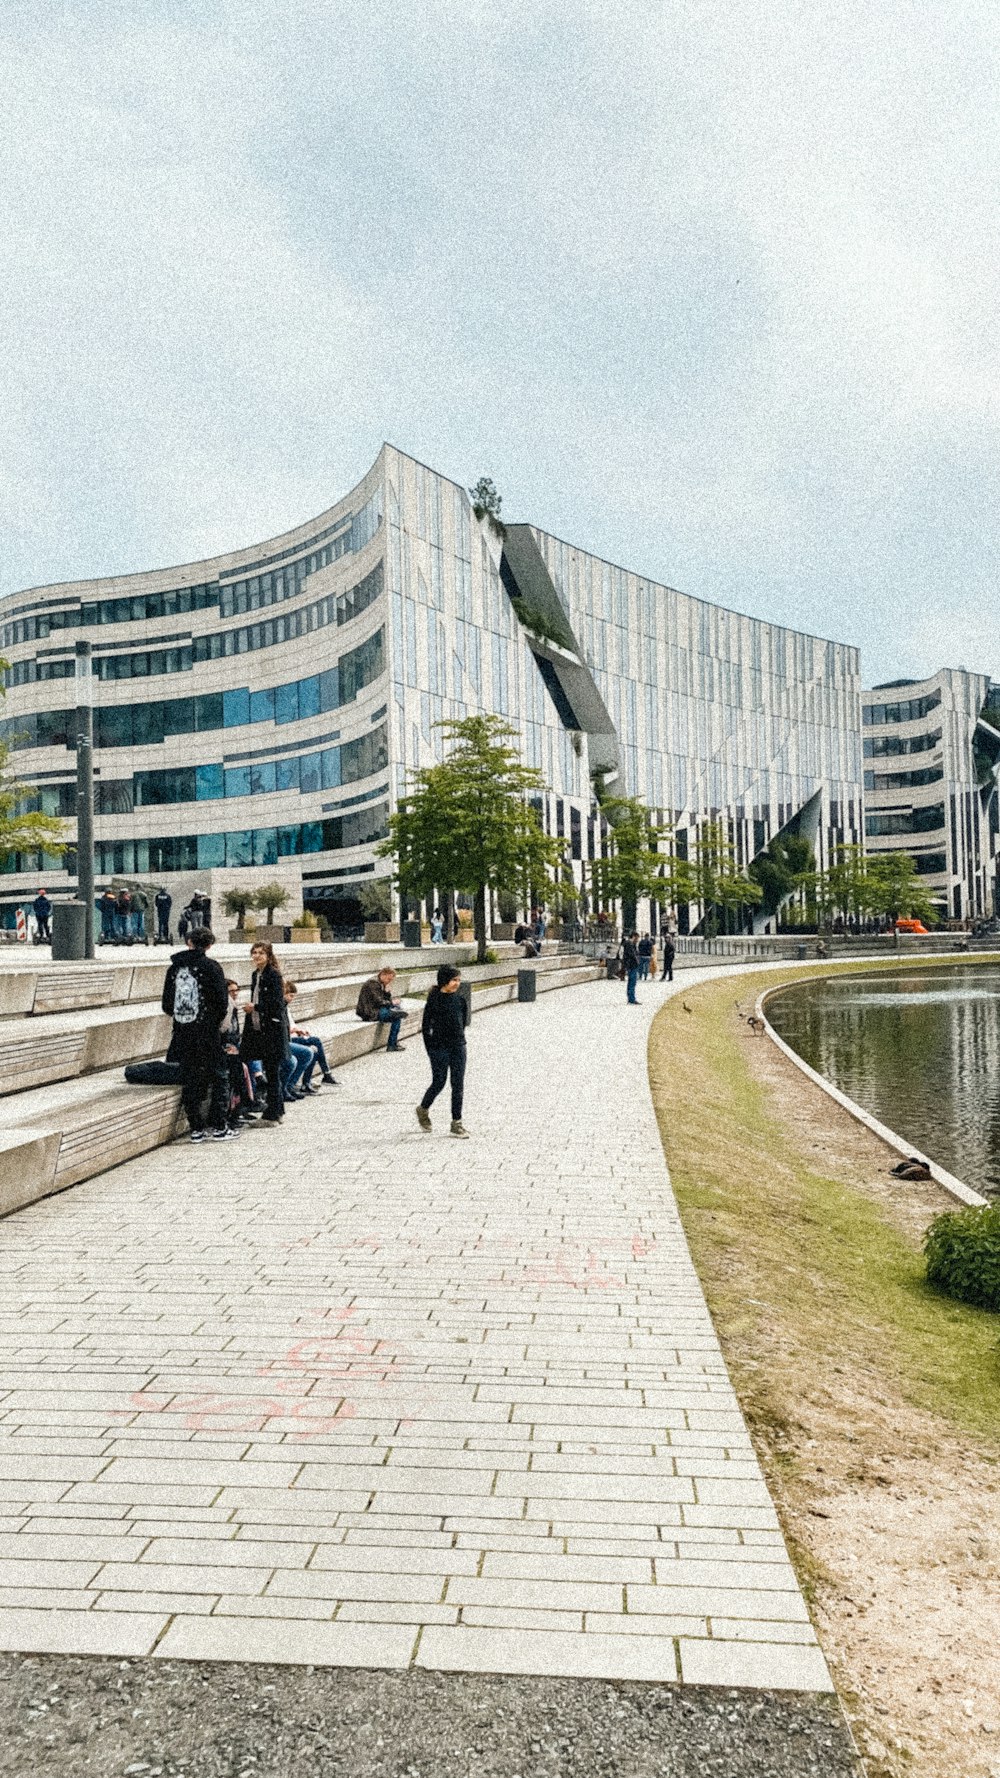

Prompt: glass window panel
xmin=319 ymin=666 xmax=339 ymax=712
xmin=321 ymin=747 xmax=341 ymax=790
xmin=275 ymin=681 xmax=299 ymax=725
xmin=132 ymin=702 xmax=165 ymax=746
xmin=277 ymin=823 xmax=301 ymax=856
xmin=98 ymin=705 xmax=133 ymax=747
xmin=253 ymin=827 xmax=278 ymax=866
xmin=195 ymin=691 xmax=223 ymax=731
xmin=299 ymin=675 xmax=321 ymax=719
xmin=194 ymin=833 xmax=224 ymax=870
xmin=164 ymin=697 xmax=194 ymax=736
xmin=300 ymin=820 xmax=323 ymax=853
xmin=223 ymin=687 xmax=250 ymax=728
xmin=226 ymin=829 xmax=254 ymax=867
xmin=276 ymin=757 xmax=299 ymax=793
xmin=195 ymin=763 xmax=224 ymax=800
xmin=299 ymin=752 xmax=321 ymax=794
xmin=250 ymin=761 xmax=276 ymax=796
xmin=249 ymin=687 xmax=274 ymax=723
xmin=224 ymin=766 xmax=251 ymax=798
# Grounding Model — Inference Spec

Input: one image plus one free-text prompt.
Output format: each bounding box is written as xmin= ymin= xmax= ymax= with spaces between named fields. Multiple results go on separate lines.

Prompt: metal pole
xmin=75 ymin=641 xmax=95 ymax=960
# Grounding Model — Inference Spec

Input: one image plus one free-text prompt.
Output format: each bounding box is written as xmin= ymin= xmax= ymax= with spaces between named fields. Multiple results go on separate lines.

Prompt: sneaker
xmin=321 ymin=1073 xmax=338 ymax=1085
xmin=387 ymin=1044 xmax=406 ymax=1053
xmin=189 ymin=1129 xmax=207 ymax=1144
xmin=303 ymin=1082 xmax=321 ymax=1095
xmin=212 ymin=1126 xmax=237 ymax=1141
xmin=450 ymin=1120 xmax=470 ymax=1139
xmin=416 ymin=1105 xmax=432 ymax=1132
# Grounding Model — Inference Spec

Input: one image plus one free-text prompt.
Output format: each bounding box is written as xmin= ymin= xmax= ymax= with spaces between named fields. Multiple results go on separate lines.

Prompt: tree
xmin=591 ymin=796 xmax=671 ymax=932
xmin=223 ymin=887 xmax=255 ymax=930
xmin=748 ymin=832 xmax=816 ymax=919
xmin=468 ymin=477 xmax=507 ymax=539
xmin=0 ymin=718 xmax=67 ymax=869
xmin=378 ymin=716 xmax=560 ymax=962
xmin=821 ymin=843 xmax=871 ymax=927
xmin=253 ymin=882 xmax=290 ymax=925
xmin=867 ymin=852 xmax=937 ymax=925
xmin=357 ymin=879 xmax=393 ymax=923
xmin=693 ymin=820 xmax=762 ymax=934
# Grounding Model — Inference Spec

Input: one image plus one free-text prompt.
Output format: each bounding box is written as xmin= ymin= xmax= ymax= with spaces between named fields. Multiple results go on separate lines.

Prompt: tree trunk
xmin=473 ymin=883 xmax=488 ymax=963
xmin=622 ymin=897 xmax=637 ymax=935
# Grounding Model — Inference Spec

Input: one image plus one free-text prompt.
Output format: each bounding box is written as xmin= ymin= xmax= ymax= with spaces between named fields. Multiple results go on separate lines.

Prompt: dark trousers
xmin=226 ymin=1053 xmax=254 ymax=1123
xmin=662 ymin=955 xmax=674 ymax=981
xmin=421 ymin=1045 xmax=466 ymax=1121
xmin=376 ymin=1005 xmax=405 ymax=1048
xmin=259 ymin=1039 xmax=286 ymax=1121
xmin=626 ymin=967 xmax=639 ymax=1004
xmin=177 ymin=1041 xmax=229 ymax=1133
xmin=36 ymin=917 xmax=51 ymax=941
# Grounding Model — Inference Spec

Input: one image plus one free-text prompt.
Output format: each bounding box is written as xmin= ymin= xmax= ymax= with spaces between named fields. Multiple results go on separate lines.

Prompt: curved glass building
xmin=0 ymin=445 xmax=863 ymax=930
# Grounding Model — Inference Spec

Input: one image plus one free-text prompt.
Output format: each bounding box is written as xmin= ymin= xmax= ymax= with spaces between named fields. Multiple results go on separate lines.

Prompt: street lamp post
xmin=75 ymin=641 xmax=95 ymax=960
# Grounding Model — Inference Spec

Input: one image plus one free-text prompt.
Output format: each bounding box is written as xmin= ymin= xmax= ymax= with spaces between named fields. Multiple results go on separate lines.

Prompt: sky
xmin=3 ymin=0 xmax=998 ymax=688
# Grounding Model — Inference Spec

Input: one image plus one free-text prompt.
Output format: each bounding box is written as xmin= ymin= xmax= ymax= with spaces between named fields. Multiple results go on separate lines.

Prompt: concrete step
xmin=0 ymin=953 xmax=584 ymax=1099
xmin=0 ymin=960 xmax=602 ymax=1219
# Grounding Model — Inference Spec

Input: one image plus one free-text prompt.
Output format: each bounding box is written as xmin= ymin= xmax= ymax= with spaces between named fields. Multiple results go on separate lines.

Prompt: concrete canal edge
xmin=754 ymin=982 xmax=988 ymax=1210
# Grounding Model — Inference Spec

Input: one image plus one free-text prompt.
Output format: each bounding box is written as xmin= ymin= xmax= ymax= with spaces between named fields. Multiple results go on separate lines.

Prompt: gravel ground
xmin=0 ymin=1654 xmax=861 ymax=1777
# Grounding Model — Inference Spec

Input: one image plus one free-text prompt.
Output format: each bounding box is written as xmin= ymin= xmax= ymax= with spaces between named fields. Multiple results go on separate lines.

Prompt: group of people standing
xmin=618 ymin=931 xmax=676 ymax=1004
xmin=162 ymin=930 xmax=337 ymax=1142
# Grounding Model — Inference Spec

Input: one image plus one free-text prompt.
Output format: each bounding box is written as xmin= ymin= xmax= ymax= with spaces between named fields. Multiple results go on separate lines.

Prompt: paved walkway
xmin=0 ymin=968 xmax=831 ymax=1692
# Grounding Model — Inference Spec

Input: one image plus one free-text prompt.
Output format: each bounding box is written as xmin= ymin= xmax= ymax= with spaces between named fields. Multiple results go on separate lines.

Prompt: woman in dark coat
xmin=242 ymin=942 xmax=288 ymax=1123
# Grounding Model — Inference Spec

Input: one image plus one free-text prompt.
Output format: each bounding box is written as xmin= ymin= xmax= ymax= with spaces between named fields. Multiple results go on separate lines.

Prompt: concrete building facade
xmin=1 ymin=445 xmax=864 ymax=930
xmin=862 ymin=670 xmax=1000 ymax=921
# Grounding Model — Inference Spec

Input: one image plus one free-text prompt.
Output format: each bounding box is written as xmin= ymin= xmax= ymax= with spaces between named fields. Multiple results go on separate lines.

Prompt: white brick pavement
xmin=0 ymin=968 xmax=832 ymax=1692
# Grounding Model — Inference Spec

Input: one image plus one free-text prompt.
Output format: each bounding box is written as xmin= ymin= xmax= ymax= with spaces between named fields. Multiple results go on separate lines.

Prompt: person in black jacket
xmin=241 ymin=941 xmax=288 ymax=1124
xmin=416 ymin=964 xmax=469 ymax=1138
xmin=161 ymin=928 xmax=233 ymax=1143
xmin=661 ymin=931 xmax=675 ymax=982
xmin=154 ymin=887 xmax=172 ymax=944
xmin=622 ymin=931 xmax=641 ymax=1005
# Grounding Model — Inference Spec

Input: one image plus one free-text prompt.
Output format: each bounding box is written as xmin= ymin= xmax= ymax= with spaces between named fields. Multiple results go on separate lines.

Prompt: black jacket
xmin=621 ymin=939 xmax=640 ymax=971
xmin=161 ymin=948 xmax=228 ymax=1044
xmin=242 ymin=966 xmax=289 ymax=1059
xmin=422 ymin=986 xmax=468 ymax=1051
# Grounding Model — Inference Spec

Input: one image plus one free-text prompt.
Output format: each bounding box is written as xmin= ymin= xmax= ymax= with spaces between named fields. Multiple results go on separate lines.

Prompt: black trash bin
xmin=402 ymin=920 xmax=422 ymax=948
xmin=51 ymin=901 xmax=88 ymax=961
xmin=517 ymin=967 xmax=537 ymax=1003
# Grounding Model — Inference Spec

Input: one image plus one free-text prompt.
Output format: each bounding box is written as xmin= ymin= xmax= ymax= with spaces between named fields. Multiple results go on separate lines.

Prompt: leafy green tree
xmin=591 ymin=796 xmax=671 ymax=932
xmin=867 ymin=852 xmax=937 ymax=924
xmin=223 ymin=886 xmax=255 ymax=930
xmin=379 ymin=716 xmax=560 ymax=962
xmin=357 ymin=879 xmax=393 ymax=923
xmin=0 ymin=723 xmax=67 ymax=870
xmin=694 ymin=820 xmax=763 ymax=934
xmin=253 ymin=882 xmax=290 ymax=925
xmin=822 ymin=844 xmax=876 ymax=926
xmin=749 ymin=832 xmax=816 ymax=917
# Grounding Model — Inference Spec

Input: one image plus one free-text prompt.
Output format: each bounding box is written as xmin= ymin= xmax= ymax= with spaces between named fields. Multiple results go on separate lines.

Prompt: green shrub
xmin=483 ymin=947 xmax=499 ymax=964
xmin=923 ymin=1202 xmax=1000 ymax=1311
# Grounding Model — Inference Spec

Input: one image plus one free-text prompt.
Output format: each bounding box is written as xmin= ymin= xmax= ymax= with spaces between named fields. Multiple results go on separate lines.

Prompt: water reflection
xmin=766 ymin=965 xmax=1000 ymax=1197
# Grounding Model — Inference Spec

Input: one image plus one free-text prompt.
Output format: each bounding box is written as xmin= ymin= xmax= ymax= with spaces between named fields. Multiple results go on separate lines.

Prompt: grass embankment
xmin=649 ymin=967 xmax=1000 ymax=1778
xmin=650 ymin=968 xmax=1000 ymax=1446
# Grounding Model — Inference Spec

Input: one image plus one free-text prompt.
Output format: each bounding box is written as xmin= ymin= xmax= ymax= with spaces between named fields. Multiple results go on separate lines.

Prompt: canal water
xmin=765 ymin=963 xmax=1000 ymax=1198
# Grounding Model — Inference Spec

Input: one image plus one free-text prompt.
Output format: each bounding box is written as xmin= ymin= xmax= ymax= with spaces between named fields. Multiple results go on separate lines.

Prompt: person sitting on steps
xmin=356 ymin=966 xmax=407 ymax=1051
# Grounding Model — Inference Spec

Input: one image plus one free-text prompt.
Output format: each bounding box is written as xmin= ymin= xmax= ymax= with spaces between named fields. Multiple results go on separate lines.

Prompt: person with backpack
xmin=32 ymin=890 xmax=52 ymax=943
xmin=161 ymin=928 xmax=233 ymax=1143
xmin=416 ymin=964 xmax=470 ymax=1138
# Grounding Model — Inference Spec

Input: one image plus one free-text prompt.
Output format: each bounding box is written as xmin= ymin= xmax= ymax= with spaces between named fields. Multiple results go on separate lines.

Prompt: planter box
xmin=228 ymin=928 xmax=254 ymax=944
xmin=364 ymin=922 xmax=400 ymax=943
xmin=290 ymin=928 xmax=322 ymax=943
xmin=254 ymin=924 xmax=287 ymax=944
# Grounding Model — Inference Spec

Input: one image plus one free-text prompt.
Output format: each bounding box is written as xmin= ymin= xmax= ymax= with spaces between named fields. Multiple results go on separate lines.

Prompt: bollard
xmin=517 ymin=967 xmax=537 ymax=1003
xmin=458 ymin=978 xmax=473 ymax=1024
xmin=401 ymin=919 xmax=422 ymax=948
xmin=51 ymin=901 xmax=88 ymax=961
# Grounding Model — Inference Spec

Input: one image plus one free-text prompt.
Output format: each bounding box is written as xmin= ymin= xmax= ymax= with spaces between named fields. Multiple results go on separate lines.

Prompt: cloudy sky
xmin=3 ymin=1 xmax=997 ymax=687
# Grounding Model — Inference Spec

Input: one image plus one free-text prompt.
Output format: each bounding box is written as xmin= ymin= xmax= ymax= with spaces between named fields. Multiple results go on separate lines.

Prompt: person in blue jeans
xmin=282 ymin=980 xmax=338 ymax=1091
xmin=356 ymin=967 xmax=406 ymax=1050
xmin=621 ymin=931 xmax=641 ymax=1004
xmin=637 ymin=933 xmax=653 ymax=980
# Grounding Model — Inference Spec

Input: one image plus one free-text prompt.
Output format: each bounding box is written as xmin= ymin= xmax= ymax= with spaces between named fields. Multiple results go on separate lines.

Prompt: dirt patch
xmin=651 ymin=979 xmax=1000 ymax=1778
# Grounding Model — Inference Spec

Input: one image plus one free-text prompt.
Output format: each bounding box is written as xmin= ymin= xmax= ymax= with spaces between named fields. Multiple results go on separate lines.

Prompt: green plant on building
xmin=468 ymin=476 xmax=507 ymax=539
xmin=222 ymin=887 xmax=255 ymax=930
xmin=253 ymin=882 xmax=290 ymax=925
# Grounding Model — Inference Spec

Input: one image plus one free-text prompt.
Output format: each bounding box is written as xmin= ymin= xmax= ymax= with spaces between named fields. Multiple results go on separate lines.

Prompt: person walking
xmin=154 ymin=887 xmax=172 ymax=944
xmin=416 ymin=964 xmax=469 ymax=1138
xmin=622 ymin=931 xmax=641 ymax=1004
xmin=161 ymin=928 xmax=234 ymax=1143
xmin=356 ymin=967 xmax=406 ymax=1051
xmin=32 ymin=890 xmax=52 ymax=943
xmin=637 ymin=933 xmax=653 ymax=981
xmin=242 ymin=942 xmax=288 ymax=1124
xmin=661 ymin=930 xmax=675 ymax=983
